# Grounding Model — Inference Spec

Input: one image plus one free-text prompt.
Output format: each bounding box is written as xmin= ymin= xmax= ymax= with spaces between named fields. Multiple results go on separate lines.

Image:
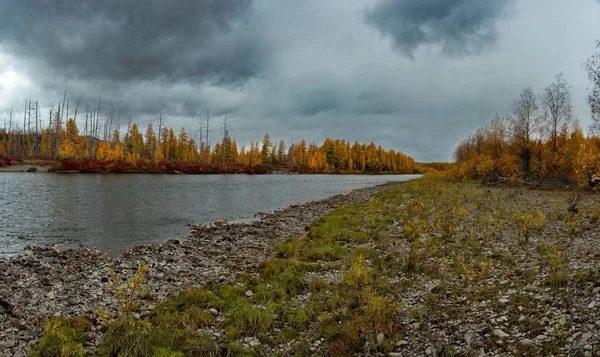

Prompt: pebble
xmin=245 ymin=290 xmax=254 ymax=298
xmin=396 ymin=340 xmax=408 ymax=346
xmin=493 ymin=329 xmax=509 ymax=338
xmin=518 ymin=339 xmax=534 ymax=346
xmin=498 ymin=298 xmax=510 ymax=304
xmin=377 ymin=333 xmax=385 ymax=344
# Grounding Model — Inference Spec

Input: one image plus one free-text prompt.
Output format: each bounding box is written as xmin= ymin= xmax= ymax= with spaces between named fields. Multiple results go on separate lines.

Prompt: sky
xmin=0 ymin=0 xmax=599 ymax=162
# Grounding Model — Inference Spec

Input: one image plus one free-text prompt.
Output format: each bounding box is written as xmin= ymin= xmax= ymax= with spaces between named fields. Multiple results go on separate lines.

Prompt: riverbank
xmin=4 ymin=177 xmax=600 ymax=356
xmin=0 ymin=159 xmax=421 ymax=175
xmin=0 ymin=160 xmax=52 ymax=172
xmin=0 ymin=181 xmax=397 ymax=356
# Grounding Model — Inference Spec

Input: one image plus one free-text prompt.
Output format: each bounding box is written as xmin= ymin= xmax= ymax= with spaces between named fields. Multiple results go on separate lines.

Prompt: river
xmin=0 ymin=173 xmax=419 ymax=256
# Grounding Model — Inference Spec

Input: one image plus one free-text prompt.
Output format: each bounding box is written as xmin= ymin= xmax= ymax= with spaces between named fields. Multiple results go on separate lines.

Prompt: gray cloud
xmin=0 ymin=0 xmax=260 ymax=85
xmin=364 ymin=0 xmax=513 ymax=57
xmin=0 ymin=0 xmax=599 ymax=162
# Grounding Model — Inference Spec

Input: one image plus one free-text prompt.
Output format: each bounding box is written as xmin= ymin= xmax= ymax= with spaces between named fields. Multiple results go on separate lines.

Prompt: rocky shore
xmin=0 ymin=182 xmax=397 ymax=357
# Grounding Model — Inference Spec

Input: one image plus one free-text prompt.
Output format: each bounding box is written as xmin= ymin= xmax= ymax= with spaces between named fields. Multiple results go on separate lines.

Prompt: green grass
xmin=34 ymin=175 xmax=595 ymax=356
xmin=31 ymin=317 xmax=90 ymax=357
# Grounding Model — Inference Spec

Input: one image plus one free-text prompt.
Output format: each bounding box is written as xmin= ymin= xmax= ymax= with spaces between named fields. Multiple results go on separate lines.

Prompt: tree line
xmin=451 ymin=41 xmax=600 ymax=187
xmin=0 ymin=110 xmax=417 ymax=174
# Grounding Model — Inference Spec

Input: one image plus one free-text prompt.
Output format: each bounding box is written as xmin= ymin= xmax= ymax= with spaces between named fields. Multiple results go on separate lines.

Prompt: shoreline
xmin=0 ymin=161 xmax=420 ymax=175
xmin=0 ymin=181 xmax=403 ymax=356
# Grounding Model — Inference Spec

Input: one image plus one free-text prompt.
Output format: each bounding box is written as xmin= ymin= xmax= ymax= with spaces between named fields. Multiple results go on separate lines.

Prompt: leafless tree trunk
xmin=73 ymin=96 xmax=81 ymax=125
xmin=47 ymin=107 xmax=52 ymax=157
xmin=7 ymin=108 xmax=12 ymax=157
xmin=124 ymin=115 xmax=132 ymax=161
xmin=222 ymin=116 xmax=228 ymax=164
xmin=34 ymin=101 xmax=39 ymax=154
xmin=55 ymin=103 xmax=61 ymax=159
xmin=510 ymin=87 xmax=539 ymax=175
xmin=541 ymin=73 xmax=572 ymax=154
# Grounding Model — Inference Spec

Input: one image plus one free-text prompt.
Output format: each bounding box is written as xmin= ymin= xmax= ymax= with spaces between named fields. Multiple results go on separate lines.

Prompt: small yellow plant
xmin=107 ymin=263 xmax=150 ymax=317
xmin=537 ymin=242 xmax=568 ymax=288
xmin=514 ymin=211 xmax=545 ymax=243
xmin=341 ymin=254 xmax=371 ymax=288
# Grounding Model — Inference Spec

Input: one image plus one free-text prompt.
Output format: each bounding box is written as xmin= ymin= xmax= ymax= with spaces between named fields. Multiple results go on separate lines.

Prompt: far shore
xmin=0 ymin=160 xmax=420 ymax=175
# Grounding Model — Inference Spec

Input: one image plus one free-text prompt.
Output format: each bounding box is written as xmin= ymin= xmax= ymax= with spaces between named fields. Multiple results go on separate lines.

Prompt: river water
xmin=0 ymin=173 xmax=419 ymax=256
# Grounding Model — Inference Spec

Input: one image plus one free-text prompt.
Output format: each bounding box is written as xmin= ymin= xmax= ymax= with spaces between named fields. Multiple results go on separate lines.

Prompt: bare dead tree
xmin=157 ymin=112 xmax=163 ymax=147
xmin=541 ymin=73 xmax=573 ymax=153
xmin=206 ymin=110 xmax=210 ymax=149
xmin=47 ymin=107 xmax=52 ymax=157
xmin=34 ymin=100 xmax=39 ymax=153
xmin=222 ymin=116 xmax=228 ymax=164
xmin=7 ymin=107 xmax=12 ymax=157
xmin=73 ymin=96 xmax=81 ymax=126
xmin=22 ymin=100 xmax=27 ymax=157
xmin=55 ymin=103 xmax=61 ymax=159
xmin=510 ymin=87 xmax=539 ymax=175
xmin=124 ymin=115 xmax=132 ymax=161
xmin=585 ymin=41 xmax=600 ymax=134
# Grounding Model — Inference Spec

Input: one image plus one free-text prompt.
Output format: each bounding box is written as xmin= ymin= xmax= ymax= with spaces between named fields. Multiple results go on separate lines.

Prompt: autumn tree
xmin=59 ymin=118 xmax=79 ymax=159
xmin=144 ymin=123 xmax=157 ymax=160
xmin=176 ymin=128 xmax=189 ymax=161
xmin=276 ymin=140 xmax=286 ymax=166
xmin=261 ymin=133 xmax=272 ymax=164
xmin=126 ymin=122 xmax=144 ymax=163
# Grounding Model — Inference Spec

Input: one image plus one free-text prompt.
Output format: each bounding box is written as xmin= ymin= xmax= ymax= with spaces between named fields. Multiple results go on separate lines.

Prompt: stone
xmin=493 ymin=329 xmax=509 ymax=338
xmin=498 ymin=298 xmax=510 ymax=304
xmin=581 ymin=333 xmax=592 ymax=342
xmin=396 ymin=340 xmax=408 ymax=346
xmin=377 ymin=333 xmax=385 ymax=344
xmin=388 ymin=353 xmax=402 ymax=357
xmin=245 ymin=290 xmax=254 ymax=298
xmin=518 ymin=339 xmax=534 ymax=346
xmin=1 ymin=339 xmax=16 ymax=348
xmin=465 ymin=331 xmax=474 ymax=345
xmin=209 ymin=308 xmax=219 ymax=316
xmin=587 ymin=301 xmax=596 ymax=309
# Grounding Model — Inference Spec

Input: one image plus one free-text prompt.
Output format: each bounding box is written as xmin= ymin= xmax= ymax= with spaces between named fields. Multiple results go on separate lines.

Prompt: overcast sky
xmin=0 ymin=0 xmax=599 ymax=161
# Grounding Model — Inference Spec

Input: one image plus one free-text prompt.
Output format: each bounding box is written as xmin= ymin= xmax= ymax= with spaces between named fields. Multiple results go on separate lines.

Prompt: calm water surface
xmin=0 ymin=173 xmax=420 ymax=256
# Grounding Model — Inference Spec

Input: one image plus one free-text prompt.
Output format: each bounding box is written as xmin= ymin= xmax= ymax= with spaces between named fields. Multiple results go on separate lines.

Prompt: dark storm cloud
xmin=1 ymin=0 xmax=598 ymax=162
xmin=364 ymin=0 xmax=513 ymax=57
xmin=0 ymin=0 xmax=260 ymax=85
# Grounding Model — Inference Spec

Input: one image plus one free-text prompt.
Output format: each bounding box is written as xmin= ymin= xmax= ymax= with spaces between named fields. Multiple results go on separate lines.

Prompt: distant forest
xmin=0 ymin=102 xmax=417 ymax=174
